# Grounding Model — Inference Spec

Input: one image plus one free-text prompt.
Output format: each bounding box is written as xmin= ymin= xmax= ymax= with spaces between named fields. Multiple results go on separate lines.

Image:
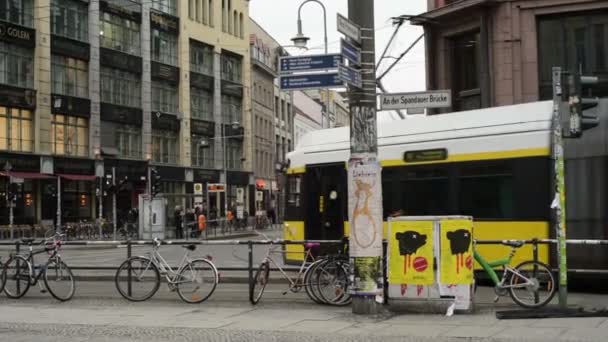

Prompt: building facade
xmin=0 ymin=0 xmax=252 ymax=228
xmin=293 ymin=91 xmax=322 ymax=148
xmin=418 ymin=0 xmax=608 ymax=269
xmin=303 ymin=89 xmax=348 ymax=128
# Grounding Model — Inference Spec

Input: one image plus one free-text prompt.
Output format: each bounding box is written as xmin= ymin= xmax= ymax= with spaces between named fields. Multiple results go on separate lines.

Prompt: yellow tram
xmin=283 ymin=101 xmax=554 ymax=268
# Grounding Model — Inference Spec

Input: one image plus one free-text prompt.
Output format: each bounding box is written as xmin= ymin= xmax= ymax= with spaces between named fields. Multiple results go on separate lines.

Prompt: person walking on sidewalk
xmin=174 ymin=205 xmax=183 ymax=239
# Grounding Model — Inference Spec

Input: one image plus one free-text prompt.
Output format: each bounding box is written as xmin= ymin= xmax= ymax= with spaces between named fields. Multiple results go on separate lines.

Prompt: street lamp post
xmin=292 ymin=0 xmax=331 ymax=129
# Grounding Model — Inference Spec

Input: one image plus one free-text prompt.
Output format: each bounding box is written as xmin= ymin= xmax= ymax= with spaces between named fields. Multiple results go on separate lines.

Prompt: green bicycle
xmin=474 ymin=240 xmax=556 ymax=308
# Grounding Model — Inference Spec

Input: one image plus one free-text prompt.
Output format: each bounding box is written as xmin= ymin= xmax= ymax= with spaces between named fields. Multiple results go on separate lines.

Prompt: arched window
xmin=233 ymin=10 xmax=238 ymax=37
xmin=239 ymin=12 xmax=244 ymax=38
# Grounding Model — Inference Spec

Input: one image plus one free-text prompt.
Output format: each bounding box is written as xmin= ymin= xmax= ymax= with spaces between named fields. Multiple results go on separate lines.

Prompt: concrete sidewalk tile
xmin=384 ymin=313 xmax=499 ymax=327
xmin=596 ymin=318 xmax=608 ymax=329
xmin=278 ymin=319 xmax=354 ymax=333
xmin=494 ymin=318 xmax=540 ymax=327
xmin=441 ymin=325 xmax=506 ymax=338
xmin=222 ymin=319 xmax=302 ymax=331
xmin=559 ymin=328 xmax=608 ymax=341
xmin=238 ymin=308 xmax=342 ymax=321
xmin=376 ymin=323 xmax=455 ymax=338
xmin=493 ymin=326 xmax=564 ymax=340
xmin=336 ymin=323 xmax=391 ymax=336
xmin=531 ymin=317 xmax=606 ymax=329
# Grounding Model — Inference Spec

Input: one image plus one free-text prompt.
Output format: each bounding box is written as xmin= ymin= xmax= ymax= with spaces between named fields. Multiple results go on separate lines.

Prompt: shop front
xmin=53 ymin=157 xmax=96 ymax=225
xmin=102 ymin=158 xmax=148 ymax=225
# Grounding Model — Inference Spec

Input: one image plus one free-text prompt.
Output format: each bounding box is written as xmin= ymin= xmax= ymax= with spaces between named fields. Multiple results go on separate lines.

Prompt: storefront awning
xmin=0 ymin=171 xmax=56 ymax=179
xmin=58 ymin=174 xmax=96 ymax=181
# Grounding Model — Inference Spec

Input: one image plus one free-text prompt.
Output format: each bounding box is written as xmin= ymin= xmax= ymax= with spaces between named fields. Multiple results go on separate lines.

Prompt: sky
xmin=249 ymin=0 xmax=428 ymax=121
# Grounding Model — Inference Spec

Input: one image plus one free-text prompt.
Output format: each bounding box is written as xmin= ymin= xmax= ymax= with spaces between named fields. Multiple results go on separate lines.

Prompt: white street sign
xmin=337 ymin=13 xmax=361 ymax=43
xmin=380 ymin=90 xmax=452 ymax=110
xmin=194 ymin=183 xmax=203 ymax=195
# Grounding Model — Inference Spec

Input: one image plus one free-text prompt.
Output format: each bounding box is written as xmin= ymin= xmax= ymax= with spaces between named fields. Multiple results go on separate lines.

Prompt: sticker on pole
xmin=389 ymin=221 xmax=434 ymax=286
xmin=348 ymin=160 xmax=383 ymax=257
xmin=440 ymin=220 xmax=474 ymax=285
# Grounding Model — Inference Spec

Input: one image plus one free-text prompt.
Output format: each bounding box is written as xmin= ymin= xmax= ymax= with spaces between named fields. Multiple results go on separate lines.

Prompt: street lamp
xmin=291 ymin=0 xmax=330 ymax=129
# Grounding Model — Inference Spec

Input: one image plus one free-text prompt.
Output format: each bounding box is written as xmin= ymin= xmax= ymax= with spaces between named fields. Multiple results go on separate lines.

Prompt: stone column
xmin=141 ymin=2 xmax=152 ymax=161
xmin=89 ymin=0 xmax=101 ymax=158
xmin=35 ymin=0 xmax=52 ymax=155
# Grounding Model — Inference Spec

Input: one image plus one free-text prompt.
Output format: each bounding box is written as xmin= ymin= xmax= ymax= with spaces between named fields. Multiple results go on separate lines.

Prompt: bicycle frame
xmin=15 ymin=243 xmax=60 ymax=286
xmin=144 ymin=245 xmax=194 ymax=286
xmin=262 ymin=243 xmax=315 ymax=290
xmin=473 ymin=247 xmax=535 ymax=289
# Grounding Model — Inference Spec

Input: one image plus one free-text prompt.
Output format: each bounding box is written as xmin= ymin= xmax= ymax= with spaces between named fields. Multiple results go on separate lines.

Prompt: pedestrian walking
xmin=174 ymin=205 xmax=183 ymax=239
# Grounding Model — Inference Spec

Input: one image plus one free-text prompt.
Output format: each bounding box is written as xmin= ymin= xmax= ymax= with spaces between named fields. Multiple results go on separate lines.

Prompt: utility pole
xmin=347 ymin=0 xmax=383 ymax=314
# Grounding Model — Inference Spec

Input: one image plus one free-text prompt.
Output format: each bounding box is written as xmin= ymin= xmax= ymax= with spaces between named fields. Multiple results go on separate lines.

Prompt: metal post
xmin=348 ymin=0 xmax=383 ymax=315
xmin=56 ymin=177 xmax=62 ymax=233
xmin=98 ymin=176 xmax=103 ymax=238
xmin=223 ymin=124 xmax=228 ymax=218
xmin=112 ymin=167 xmax=117 ymax=240
xmin=248 ymin=240 xmax=253 ymax=300
xmin=8 ymin=184 xmax=13 ymax=240
xmin=551 ymin=67 xmax=568 ymax=308
xmin=127 ymin=239 xmax=132 ymax=297
xmin=15 ymin=240 xmax=20 ymax=293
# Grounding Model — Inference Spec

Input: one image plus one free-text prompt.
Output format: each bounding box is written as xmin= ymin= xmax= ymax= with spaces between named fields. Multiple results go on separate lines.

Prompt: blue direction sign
xmin=341 ymin=39 xmax=361 ymax=66
xmin=280 ymin=73 xmax=343 ymax=90
xmin=339 ymin=65 xmax=362 ymax=88
xmin=279 ymin=54 xmax=343 ymax=74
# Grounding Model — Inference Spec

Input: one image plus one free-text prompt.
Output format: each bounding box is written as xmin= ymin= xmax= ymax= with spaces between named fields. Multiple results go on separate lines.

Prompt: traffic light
xmin=151 ymin=168 xmax=162 ymax=197
xmin=564 ymin=72 xmax=600 ymax=138
xmin=7 ymin=183 xmax=17 ymax=202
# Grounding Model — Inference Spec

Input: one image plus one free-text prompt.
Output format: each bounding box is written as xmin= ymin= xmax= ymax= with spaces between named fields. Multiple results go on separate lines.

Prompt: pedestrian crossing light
xmin=151 ymin=168 xmax=162 ymax=197
xmin=565 ymin=72 xmax=600 ymax=138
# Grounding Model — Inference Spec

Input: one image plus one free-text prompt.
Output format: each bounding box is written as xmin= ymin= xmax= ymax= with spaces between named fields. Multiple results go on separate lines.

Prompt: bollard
xmin=248 ymin=241 xmax=253 ymax=300
xmin=127 ymin=239 xmax=132 ymax=297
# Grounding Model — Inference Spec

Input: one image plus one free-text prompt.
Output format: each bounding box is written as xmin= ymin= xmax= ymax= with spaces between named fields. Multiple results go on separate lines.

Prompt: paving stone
xmin=441 ymin=325 xmax=506 ymax=338
xmin=531 ymin=317 xmax=606 ymax=329
xmin=559 ymin=328 xmax=608 ymax=341
xmin=278 ymin=319 xmax=354 ymax=333
xmin=493 ymin=326 xmax=565 ymax=340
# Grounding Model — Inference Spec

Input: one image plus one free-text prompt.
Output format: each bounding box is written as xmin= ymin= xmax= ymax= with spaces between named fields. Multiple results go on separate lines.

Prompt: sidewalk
xmin=0 ymin=283 xmax=606 ymax=342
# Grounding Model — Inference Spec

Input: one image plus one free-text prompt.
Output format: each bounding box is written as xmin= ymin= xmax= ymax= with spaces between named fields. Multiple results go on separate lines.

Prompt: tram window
xmin=287 ymin=175 xmax=301 ymax=207
xmin=459 ymin=164 xmax=514 ymax=219
xmin=383 ymin=169 xmax=449 ymax=217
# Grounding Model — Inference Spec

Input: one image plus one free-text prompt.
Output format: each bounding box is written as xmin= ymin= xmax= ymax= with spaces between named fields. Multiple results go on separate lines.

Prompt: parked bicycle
xmin=250 ymin=233 xmax=350 ymax=306
xmin=115 ymin=238 xmax=218 ymax=303
xmin=1 ymin=233 xmax=75 ymax=301
xmin=475 ymin=240 xmax=556 ymax=308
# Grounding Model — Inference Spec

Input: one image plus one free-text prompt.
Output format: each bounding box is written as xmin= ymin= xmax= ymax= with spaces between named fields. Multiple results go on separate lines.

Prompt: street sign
xmin=407 ymin=108 xmax=425 ymax=115
xmin=339 ymin=65 xmax=362 ymax=88
xmin=193 ymin=183 xmax=203 ymax=195
xmin=341 ymin=38 xmax=361 ymax=66
xmin=280 ymin=73 xmax=343 ymax=91
xmin=337 ymin=13 xmax=361 ymax=43
xmin=279 ymin=54 xmax=343 ymax=74
xmin=380 ymin=90 xmax=452 ymax=110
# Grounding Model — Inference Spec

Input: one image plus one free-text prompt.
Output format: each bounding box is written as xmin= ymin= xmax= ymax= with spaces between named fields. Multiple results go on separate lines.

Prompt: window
xmin=202 ymin=0 xmax=207 ymax=24
xmin=100 ymin=67 xmax=141 ymax=107
xmin=151 ymin=29 xmax=178 ymax=66
xmin=451 ymin=31 xmax=480 ymax=111
xmin=0 ymin=42 xmax=34 ymax=89
xmin=222 ymin=0 xmax=226 ymax=32
xmin=190 ymin=41 xmax=214 ymax=75
xmin=152 ymin=129 xmax=179 ymax=164
xmin=538 ymin=13 xmax=608 ymax=99
xmin=226 ymin=139 xmax=242 ymax=170
xmin=152 ymin=80 xmax=178 ymax=114
xmin=191 ymin=87 xmax=213 ymax=121
xmin=382 ymin=168 xmax=450 ymax=218
xmin=100 ymin=12 xmax=141 ymax=56
xmin=209 ymin=0 xmax=214 ymax=27
xmin=239 ymin=13 xmax=243 ymax=38
xmin=51 ymin=55 xmax=88 ymax=98
xmin=0 ymin=107 xmax=32 ymax=152
xmin=61 ymin=180 xmax=91 ymax=220
xmin=116 ymin=125 xmax=141 ymax=159
xmin=0 ymin=0 xmax=33 ymax=27
xmin=233 ymin=10 xmax=237 ymax=37
xmin=459 ymin=164 xmax=514 ymax=219
xmin=221 ymin=94 xmax=241 ymax=124
xmin=188 ymin=0 xmax=194 ymax=19
xmin=287 ymin=175 xmax=301 ymax=207
xmin=221 ymin=53 xmax=242 ymax=83
xmin=151 ymin=0 xmax=176 ymax=16
xmin=51 ymin=114 xmax=88 ymax=156
xmin=191 ymin=136 xmax=214 ymax=168
xmin=51 ymin=0 xmax=88 ymax=42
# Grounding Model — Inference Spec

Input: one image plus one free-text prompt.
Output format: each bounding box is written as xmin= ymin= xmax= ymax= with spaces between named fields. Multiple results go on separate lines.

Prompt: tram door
xmin=305 ymin=164 xmax=346 ymax=255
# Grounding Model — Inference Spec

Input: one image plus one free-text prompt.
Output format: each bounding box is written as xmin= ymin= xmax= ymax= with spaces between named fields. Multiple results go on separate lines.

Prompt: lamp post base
xmin=352 ymin=296 xmax=380 ymax=315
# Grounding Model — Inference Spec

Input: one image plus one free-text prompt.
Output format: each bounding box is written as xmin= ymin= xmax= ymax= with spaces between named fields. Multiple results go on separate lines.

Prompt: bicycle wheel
xmin=317 ymin=259 xmax=351 ymax=306
xmin=176 ymin=258 xmax=218 ymax=304
xmin=44 ymin=257 xmax=75 ymax=301
xmin=0 ymin=258 xmax=6 ymax=294
xmin=509 ymin=261 xmax=556 ymax=308
xmin=3 ymin=255 xmax=31 ymax=299
xmin=250 ymin=261 xmax=269 ymax=305
xmin=303 ymin=259 xmax=327 ymax=304
xmin=115 ymin=257 xmax=160 ymax=302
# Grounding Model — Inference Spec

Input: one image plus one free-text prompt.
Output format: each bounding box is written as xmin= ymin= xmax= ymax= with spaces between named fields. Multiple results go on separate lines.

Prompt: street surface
xmin=1 ymin=281 xmax=608 ymax=342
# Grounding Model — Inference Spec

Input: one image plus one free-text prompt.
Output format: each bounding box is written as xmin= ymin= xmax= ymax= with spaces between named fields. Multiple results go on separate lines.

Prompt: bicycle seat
xmin=501 ymin=240 xmax=524 ymax=248
xmin=20 ymin=238 xmax=36 ymax=244
xmin=182 ymin=244 xmax=197 ymax=251
xmin=304 ymin=242 xmax=321 ymax=250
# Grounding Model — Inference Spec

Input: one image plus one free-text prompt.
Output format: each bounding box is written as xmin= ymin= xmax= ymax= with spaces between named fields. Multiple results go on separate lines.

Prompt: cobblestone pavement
xmin=1 ymin=282 xmax=607 ymax=342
